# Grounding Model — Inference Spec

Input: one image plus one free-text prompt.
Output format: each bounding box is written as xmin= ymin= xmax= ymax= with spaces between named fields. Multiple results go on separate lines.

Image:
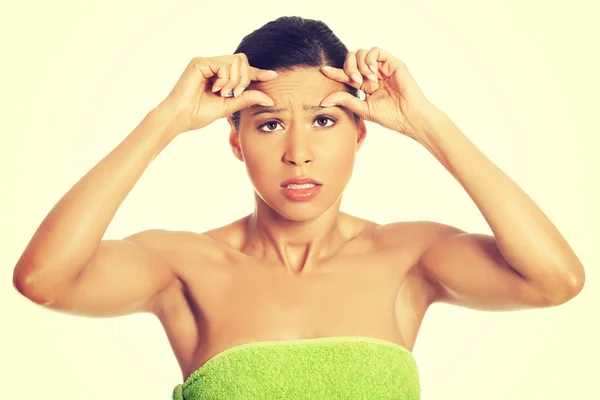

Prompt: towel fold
xmin=171 ymin=336 xmax=420 ymax=399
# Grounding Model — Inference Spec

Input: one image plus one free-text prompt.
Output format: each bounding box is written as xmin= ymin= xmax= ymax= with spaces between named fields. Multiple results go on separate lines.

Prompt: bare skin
xmin=134 ymin=214 xmax=435 ymax=382
xmin=13 ymin=53 xmax=585 ymax=386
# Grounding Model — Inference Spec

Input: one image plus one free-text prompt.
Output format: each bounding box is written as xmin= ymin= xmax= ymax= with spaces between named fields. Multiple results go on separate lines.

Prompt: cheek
xmin=326 ymin=135 xmax=358 ymax=163
xmin=330 ymin=151 xmax=356 ymax=181
xmin=239 ymin=130 xmax=263 ymax=160
xmin=245 ymin=155 xmax=272 ymax=177
xmin=239 ymin=138 xmax=276 ymax=183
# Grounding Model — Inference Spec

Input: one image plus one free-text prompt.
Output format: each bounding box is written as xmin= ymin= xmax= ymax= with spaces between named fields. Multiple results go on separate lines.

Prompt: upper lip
xmin=280 ymin=177 xmax=322 ymax=187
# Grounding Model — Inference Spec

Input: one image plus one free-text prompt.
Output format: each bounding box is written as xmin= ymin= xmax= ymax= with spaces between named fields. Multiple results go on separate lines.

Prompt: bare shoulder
xmin=200 ymin=216 xmax=249 ymax=249
xmin=126 ymin=228 xmax=219 ymax=261
xmin=128 ymin=227 xmax=227 ymax=315
xmin=370 ymin=220 xmax=462 ymax=305
xmin=369 ymin=220 xmax=455 ymax=249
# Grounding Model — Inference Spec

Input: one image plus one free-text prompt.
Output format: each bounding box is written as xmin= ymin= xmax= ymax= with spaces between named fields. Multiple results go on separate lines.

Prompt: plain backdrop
xmin=2 ymin=0 xmax=598 ymax=399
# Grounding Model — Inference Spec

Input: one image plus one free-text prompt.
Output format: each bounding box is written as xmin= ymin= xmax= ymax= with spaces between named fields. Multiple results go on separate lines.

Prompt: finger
xmin=343 ymin=51 xmax=363 ymax=87
xmin=211 ymin=62 xmax=230 ymax=93
xmin=365 ymin=47 xmax=381 ymax=78
xmin=319 ymin=91 xmax=370 ymax=120
xmin=188 ymin=57 xmax=216 ymax=81
xmin=220 ymin=57 xmax=241 ymax=97
xmin=233 ymin=54 xmax=251 ymax=98
xmin=367 ymin=47 xmax=398 ymax=79
xmin=224 ymin=89 xmax=275 ymax=115
xmin=356 ymin=48 xmax=377 ymax=83
xmin=372 ymin=49 xmax=422 ymax=97
xmin=250 ymin=66 xmax=279 ymax=82
xmin=320 ymin=66 xmax=352 ymax=85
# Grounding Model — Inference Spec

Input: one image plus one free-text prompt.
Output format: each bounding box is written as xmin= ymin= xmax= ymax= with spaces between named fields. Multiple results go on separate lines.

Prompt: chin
xmin=274 ymin=207 xmax=323 ymax=222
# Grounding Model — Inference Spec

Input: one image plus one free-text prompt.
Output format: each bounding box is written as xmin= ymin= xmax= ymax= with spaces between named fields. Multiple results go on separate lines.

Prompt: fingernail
xmin=320 ymin=103 xmax=335 ymax=107
xmin=233 ymin=87 xmax=244 ymax=97
xmin=258 ymin=101 xmax=274 ymax=106
xmin=368 ymin=74 xmax=377 ymax=82
xmin=212 ymin=86 xmax=223 ymax=93
xmin=222 ymin=89 xmax=234 ymax=98
xmin=369 ymin=64 xmax=378 ymax=74
xmin=351 ymin=73 xmax=363 ymax=83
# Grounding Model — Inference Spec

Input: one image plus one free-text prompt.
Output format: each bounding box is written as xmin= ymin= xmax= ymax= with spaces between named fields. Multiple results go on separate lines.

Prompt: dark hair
xmin=230 ymin=16 xmax=361 ymax=129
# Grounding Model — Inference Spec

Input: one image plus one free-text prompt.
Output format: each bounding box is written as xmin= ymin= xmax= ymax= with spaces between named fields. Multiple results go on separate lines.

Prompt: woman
xmin=12 ymin=16 xmax=585 ymax=399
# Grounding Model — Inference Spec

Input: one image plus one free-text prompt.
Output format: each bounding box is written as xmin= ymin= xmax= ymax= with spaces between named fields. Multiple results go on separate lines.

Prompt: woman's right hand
xmin=157 ymin=54 xmax=279 ymax=134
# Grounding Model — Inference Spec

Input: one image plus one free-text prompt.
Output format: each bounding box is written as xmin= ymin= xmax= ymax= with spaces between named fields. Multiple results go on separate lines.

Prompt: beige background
xmin=2 ymin=0 xmax=598 ymax=399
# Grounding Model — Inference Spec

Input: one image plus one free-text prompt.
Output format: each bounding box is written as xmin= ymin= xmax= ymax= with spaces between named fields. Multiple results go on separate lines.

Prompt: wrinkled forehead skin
xmin=241 ymin=67 xmax=354 ymax=121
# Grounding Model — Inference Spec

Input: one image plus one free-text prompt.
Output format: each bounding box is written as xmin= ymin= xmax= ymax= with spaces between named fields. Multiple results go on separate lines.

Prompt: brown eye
xmin=312 ymin=116 xmax=336 ymax=128
xmin=258 ymin=120 xmax=283 ymax=132
xmin=258 ymin=116 xmax=337 ymax=132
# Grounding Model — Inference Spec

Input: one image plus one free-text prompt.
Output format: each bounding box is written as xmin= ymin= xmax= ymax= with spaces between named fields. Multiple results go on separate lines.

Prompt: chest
xmin=158 ymin=232 xmax=429 ymax=376
xmin=211 ymin=260 xmax=402 ymax=334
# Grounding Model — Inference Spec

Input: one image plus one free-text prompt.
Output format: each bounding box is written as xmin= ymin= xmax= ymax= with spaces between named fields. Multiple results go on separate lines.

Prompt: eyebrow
xmin=251 ymin=104 xmax=345 ymax=117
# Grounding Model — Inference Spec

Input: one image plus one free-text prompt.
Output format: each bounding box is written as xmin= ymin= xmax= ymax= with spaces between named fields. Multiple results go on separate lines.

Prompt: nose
xmin=282 ymin=126 xmax=314 ymax=166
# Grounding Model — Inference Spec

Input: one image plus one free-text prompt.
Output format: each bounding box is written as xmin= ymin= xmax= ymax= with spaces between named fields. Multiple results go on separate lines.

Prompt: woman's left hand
xmin=320 ymin=47 xmax=439 ymax=142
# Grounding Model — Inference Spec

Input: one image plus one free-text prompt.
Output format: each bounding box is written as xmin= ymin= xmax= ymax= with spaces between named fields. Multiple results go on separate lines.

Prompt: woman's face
xmin=228 ymin=67 xmax=367 ymax=221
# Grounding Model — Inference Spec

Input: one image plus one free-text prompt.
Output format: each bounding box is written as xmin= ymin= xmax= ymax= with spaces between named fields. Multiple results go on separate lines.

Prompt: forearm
xmin=416 ymin=108 xmax=585 ymax=295
xmin=13 ymin=106 xmax=184 ymax=291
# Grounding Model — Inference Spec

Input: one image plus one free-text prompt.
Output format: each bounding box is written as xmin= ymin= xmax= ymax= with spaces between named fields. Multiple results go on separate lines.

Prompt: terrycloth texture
xmin=172 ymin=336 xmax=420 ymax=399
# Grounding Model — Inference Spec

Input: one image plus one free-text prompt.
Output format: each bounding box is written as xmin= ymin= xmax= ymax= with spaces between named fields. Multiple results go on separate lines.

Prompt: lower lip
xmin=281 ymin=185 xmax=322 ymax=201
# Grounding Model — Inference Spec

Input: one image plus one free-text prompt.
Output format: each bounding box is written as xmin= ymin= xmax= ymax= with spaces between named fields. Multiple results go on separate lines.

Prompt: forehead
xmin=246 ymin=67 xmax=347 ymax=107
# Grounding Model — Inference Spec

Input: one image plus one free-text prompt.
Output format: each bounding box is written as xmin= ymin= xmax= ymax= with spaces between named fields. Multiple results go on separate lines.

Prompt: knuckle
xmin=239 ymin=75 xmax=251 ymax=86
xmin=193 ymin=63 xmax=204 ymax=74
xmin=217 ymin=65 xmax=229 ymax=77
xmin=190 ymin=56 xmax=208 ymax=66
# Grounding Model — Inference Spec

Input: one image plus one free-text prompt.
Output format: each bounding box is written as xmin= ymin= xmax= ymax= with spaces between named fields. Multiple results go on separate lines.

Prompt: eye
xmin=257 ymin=116 xmax=337 ymax=132
xmin=258 ymin=120 xmax=283 ymax=132
xmin=312 ymin=116 xmax=337 ymax=128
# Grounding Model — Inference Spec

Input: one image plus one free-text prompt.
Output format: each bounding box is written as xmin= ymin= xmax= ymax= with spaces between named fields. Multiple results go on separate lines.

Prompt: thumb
xmin=320 ymin=92 xmax=369 ymax=119
xmin=224 ymin=90 xmax=275 ymax=114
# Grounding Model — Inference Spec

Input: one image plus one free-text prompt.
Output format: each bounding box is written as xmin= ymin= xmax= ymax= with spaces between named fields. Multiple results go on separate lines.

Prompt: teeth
xmin=287 ymin=183 xmax=317 ymax=189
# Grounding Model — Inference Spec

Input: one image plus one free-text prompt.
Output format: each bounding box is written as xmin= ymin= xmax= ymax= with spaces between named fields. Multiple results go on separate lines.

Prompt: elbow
xmin=13 ymin=263 xmax=33 ymax=297
xmin=543 ymin=268 xmax=586 ymax=306
xmin=13 ymin=267 xmax=57 ymax=306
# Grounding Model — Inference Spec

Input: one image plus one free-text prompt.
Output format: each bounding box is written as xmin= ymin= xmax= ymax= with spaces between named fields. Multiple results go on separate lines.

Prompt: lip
xmin=280 ymin=177 xmax=322 ymax=187
xmin=280 ymin=184 xmax=322 ymax=201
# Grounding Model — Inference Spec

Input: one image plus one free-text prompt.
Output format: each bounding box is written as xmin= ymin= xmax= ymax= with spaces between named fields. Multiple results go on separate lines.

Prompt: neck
xmin=242 ymin=197 xmax=349 ymax=275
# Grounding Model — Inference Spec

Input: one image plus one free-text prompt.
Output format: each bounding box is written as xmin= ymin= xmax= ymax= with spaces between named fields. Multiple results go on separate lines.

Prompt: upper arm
xmin=394 ymin=222 xmax=550 ymax=311
xmin=40 ymin=229 xmax=177 ymax=317
xmin=418 ymin=222 xmax=551 ymax=310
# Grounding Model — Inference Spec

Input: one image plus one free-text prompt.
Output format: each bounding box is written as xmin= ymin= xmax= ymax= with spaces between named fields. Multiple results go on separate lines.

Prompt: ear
xmin=355 ymin=118 xmax=367 ymax=151
xmin=227 ymin=117 xmax=244 ymax=162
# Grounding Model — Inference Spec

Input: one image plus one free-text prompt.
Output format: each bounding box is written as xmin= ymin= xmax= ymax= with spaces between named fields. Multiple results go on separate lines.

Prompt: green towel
xmin=171 ymin=336 xmax=420 ymax=399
